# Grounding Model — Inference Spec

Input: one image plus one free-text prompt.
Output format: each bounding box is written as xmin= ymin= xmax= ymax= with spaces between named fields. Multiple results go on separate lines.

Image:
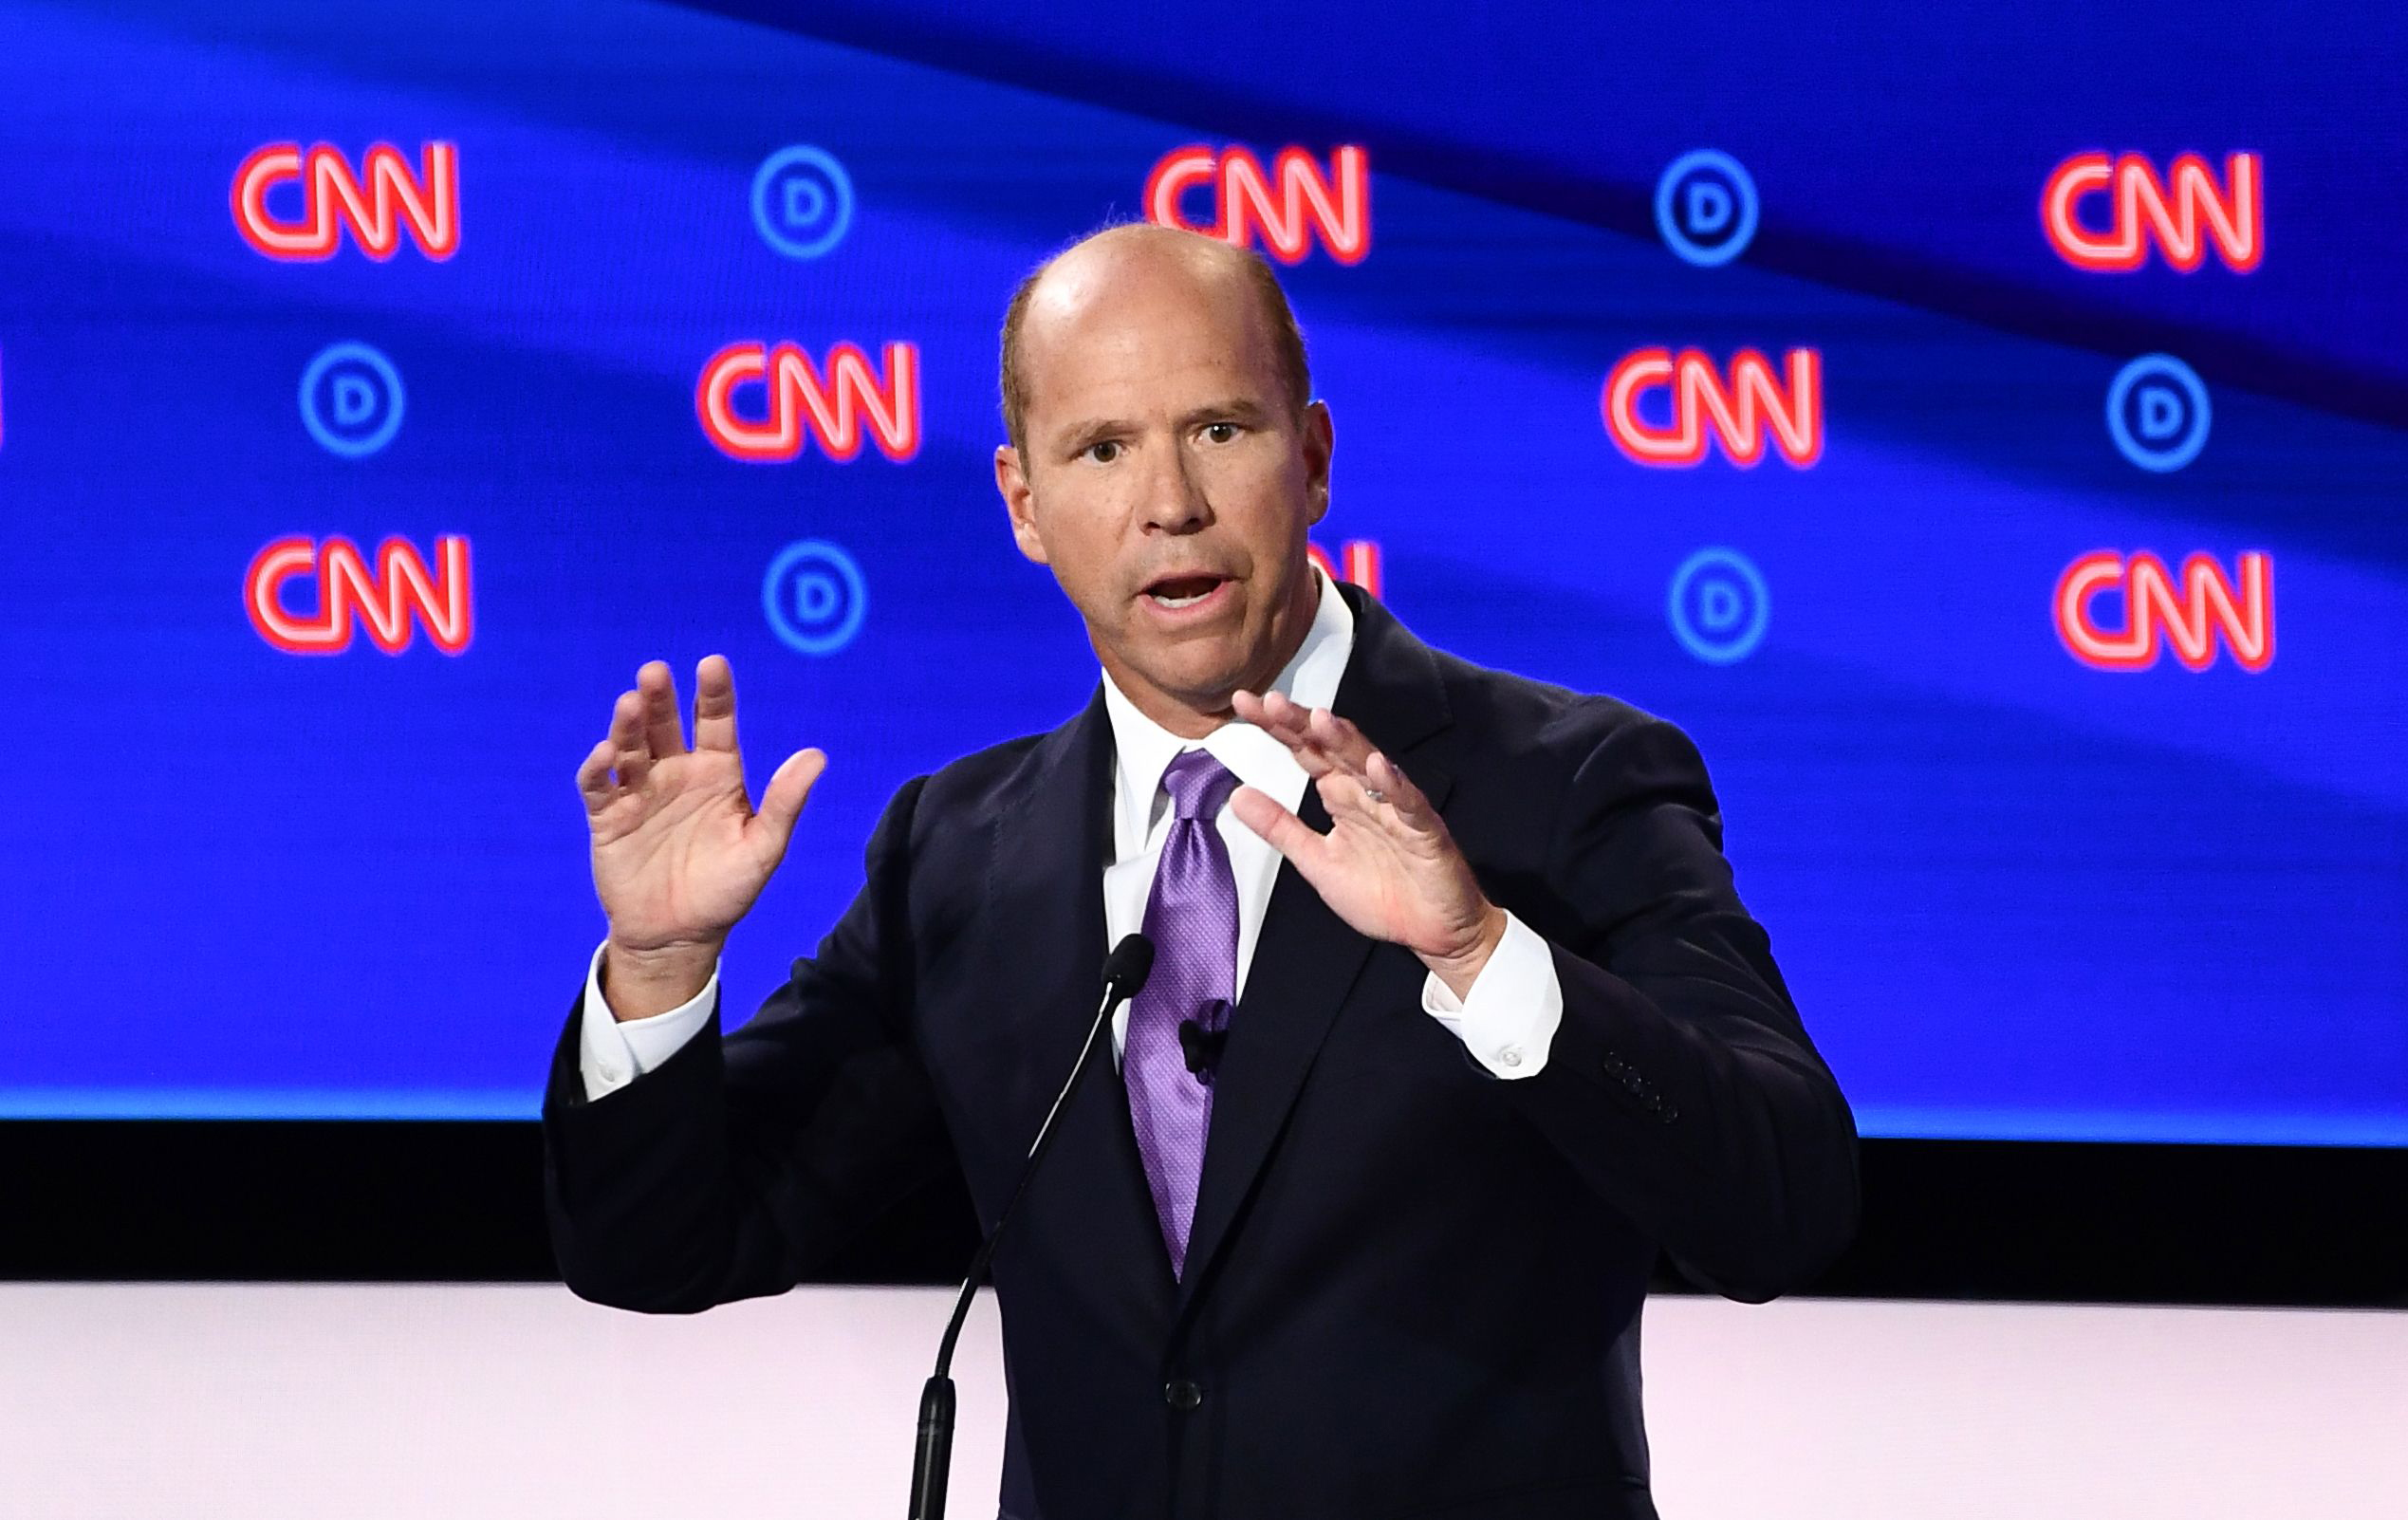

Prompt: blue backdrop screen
xmin=1 ymin=0 xmax=2401 ymax=1140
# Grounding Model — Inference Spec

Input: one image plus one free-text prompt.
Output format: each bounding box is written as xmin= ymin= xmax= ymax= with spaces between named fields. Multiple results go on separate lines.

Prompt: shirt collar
xmin=1101 ymin=566 xmax=1356 ymax=842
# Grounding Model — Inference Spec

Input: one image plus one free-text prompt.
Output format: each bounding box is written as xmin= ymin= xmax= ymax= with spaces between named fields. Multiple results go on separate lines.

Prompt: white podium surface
xmin=1 ymin=1284 xmax=2401 ymax=1518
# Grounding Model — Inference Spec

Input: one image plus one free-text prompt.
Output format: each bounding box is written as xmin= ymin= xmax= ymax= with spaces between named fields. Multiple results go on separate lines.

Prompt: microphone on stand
xmin=906 ymin=933 xmax=1156 ymax=1520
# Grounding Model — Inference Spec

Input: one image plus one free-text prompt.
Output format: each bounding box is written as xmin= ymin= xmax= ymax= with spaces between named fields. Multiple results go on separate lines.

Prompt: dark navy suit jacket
xmin=542 ymin=584 xmax=1860 ymax=1520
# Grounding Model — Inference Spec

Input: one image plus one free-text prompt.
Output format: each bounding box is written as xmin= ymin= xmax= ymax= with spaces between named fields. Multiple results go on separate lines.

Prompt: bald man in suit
xmin=545 ymin=223 xmax=1859 ymax=1520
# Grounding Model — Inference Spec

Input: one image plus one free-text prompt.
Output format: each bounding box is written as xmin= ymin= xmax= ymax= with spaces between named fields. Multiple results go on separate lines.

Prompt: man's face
xmin=995 ymin=236 xmax=1333 ymax=733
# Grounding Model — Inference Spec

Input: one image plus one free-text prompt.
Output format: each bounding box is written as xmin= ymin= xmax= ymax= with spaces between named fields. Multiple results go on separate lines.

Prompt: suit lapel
xmin=1173 ymin=586 xmax=1462 ymax=1323
xmin=983 ymin=687 xmax=1178 ymax=1315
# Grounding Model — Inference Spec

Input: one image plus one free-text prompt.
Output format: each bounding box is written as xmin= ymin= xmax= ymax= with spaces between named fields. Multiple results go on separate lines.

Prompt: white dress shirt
xmin=578 ymin=570 xmax=1565 ymax=1102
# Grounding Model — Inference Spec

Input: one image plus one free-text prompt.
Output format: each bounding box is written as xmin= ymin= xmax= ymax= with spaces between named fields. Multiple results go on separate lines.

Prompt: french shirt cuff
xmin=1419 ymin=911 xmax=1563 ymax=1080
xmin=577 ymin=938 xmax=719 ymax=1102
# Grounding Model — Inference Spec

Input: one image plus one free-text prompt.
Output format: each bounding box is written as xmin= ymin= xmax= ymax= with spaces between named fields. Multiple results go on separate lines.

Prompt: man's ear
xmin=994 ymin=443 xmax=1050 ymax=565
xmin=1301 ymin=399 xmax=1335 ymax=528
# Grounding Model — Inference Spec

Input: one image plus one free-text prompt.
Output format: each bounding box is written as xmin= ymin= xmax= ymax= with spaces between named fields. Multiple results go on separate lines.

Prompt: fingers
xmin=750 ymin=748 xmax=829 ymax=862
xmin=1228 ymin=784 xmax=1328 ymax=871
xmin=1305 ymin=704 xmax=1376 ymax=771
xmin=1359 ymin=748 xmax=1436 ymax=826
xmin=606 ymin=688 xmax=653 ymax=790
xmin=575 ymin=737 xmax=620 ymax=816
xmin=637 ymin=660 xmax=687 ymax=760
xmin=1317 ymin=760 xmax=1426 ymax=844
xmin=1232 ymin=688 xmax=1324 ymax=775
xmin=1232 ymin=688 xmax=1438 ymax=836
xmin=1237 ymin=688 xmax=1317 ymax=754
xmin=597 ymin=658 xmax=728 ymax=799
xmin=693 ymin=654 xmax=737 ymax=753
xmin=1233 ymin=688 xmax=1378 ymax=783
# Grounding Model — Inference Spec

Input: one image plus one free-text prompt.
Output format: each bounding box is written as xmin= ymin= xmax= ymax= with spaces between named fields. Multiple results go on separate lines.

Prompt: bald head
xmin=998 ymin=222 xmax=1311 ymax=463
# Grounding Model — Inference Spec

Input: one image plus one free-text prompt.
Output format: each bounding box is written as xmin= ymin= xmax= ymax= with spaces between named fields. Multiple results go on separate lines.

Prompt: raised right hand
xmin=575 ymin=655 xmax=826 ymax=1007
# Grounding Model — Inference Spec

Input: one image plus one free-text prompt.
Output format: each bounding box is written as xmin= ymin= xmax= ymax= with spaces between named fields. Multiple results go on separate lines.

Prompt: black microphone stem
xmin=906 ymin=935 xmax=1154 ymax=1520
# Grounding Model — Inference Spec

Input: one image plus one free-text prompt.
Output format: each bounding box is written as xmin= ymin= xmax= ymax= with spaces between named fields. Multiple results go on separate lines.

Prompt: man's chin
xmin=1149 ymin=658 xmax=1249 ymax=709
xmin=1099 ymin=596 xmax=1301 ymax=716
xmin=1111 ymin=641 xmax=1254 ymax=714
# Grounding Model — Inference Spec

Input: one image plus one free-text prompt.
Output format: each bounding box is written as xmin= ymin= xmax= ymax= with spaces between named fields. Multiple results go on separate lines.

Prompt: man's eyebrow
xmin=1178 ymin=398 xmax=1273 ymax=428
xmin=1055 ymin=417 xmax=1135 ymax=455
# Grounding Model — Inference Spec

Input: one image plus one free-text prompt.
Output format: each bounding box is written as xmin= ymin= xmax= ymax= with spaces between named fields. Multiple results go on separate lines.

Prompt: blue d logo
xmin=1667 ymin=547 xmax=1771 ymax=664
xmin=763 ymin=540 xmax=868 ymax=655
xmin=1685 ymin=181 xmax=1732 ymax=234
xmin=1656 ymin=151 xmax=1758 ymax=268
xmin=750 ymin=145 xmax=855 ymax=261
xmin=2105 ymin=355 xmax=2211 ymax=473
xmin=332 ymin=375 xmax=377 ymax=425
xmin=299 ymin=342 xmax=404 ymax=458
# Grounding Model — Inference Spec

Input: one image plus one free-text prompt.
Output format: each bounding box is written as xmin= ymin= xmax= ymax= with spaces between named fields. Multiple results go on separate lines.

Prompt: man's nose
xmin=1135 ymin=438 xmax=1212 ymax=534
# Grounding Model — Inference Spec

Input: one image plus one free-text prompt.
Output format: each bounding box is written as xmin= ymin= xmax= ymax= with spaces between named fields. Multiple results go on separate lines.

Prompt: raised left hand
xmin=1227 ymin=689 xmax=1506 ymax=998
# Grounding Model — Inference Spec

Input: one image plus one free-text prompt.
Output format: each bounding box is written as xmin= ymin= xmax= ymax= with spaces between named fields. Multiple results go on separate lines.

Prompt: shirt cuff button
xmin=1497 ymin=1047 xmax=1523 ymax=1068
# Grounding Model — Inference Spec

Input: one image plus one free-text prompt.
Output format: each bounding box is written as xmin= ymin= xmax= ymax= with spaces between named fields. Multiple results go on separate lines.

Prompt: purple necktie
xmin=1123 ymin=748 xmax=1242 ymax=1278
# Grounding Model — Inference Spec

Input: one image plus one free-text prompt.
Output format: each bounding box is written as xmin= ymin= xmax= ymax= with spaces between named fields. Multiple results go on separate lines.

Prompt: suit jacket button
xmin=1164 ymin=1379 xmax=1204 ymax=1411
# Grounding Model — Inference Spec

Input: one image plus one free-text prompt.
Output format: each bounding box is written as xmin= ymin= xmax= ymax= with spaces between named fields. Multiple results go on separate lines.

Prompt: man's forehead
xmin=1027 ymin=232 xmax=1245 ymax=332
xmin=1018 ymin=234 xmax=1276 ymax=409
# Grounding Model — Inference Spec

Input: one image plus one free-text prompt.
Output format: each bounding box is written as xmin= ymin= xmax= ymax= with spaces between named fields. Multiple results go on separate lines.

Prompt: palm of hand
xmin=590 ymin=749 xmax=769 ymax=953
xmin=1297 ymin=774 xmax=1483 ymax=957
xmin=1228 ymin=688 xmax=1495 ymax=971
xmin=575 ymin=655 xmax=827 ymax=955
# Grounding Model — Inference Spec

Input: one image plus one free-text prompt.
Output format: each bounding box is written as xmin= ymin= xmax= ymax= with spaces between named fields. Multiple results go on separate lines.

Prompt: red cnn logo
xmin=246 ymin=535 xmax=473 ymax=655
xmin=696 ymin=342 xmax=920 ymax=463
xmin=2041 ymin=152 xmax=2262 ymax=273
xmin=1602 ymin=347 xmax=1823 ymax=469
xmin=2054 ymin=549 xmax=2273 ymax=672
xmin=232 ymin=142 xmax=459 ymax=262
xmin=1306 ymin=539 xmax=1383 ymax=598
xmin=1144 ymin=145 xmax=1371 ymax=265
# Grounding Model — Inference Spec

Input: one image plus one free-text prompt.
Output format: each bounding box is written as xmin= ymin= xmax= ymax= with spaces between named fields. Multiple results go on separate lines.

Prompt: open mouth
xmin=1141 ymin=572 xmax=1232 ymax=610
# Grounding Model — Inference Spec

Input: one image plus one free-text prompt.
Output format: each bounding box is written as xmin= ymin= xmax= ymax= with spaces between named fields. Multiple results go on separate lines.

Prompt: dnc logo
xmin=1145 ymin=145 xmax=1370 ymax=265
xmin=1602 ymin=348 xmax=1823 ymax=469
xmin=1655 ymin=150 xmax=1758 ymax=267
xmin=246 ymin=534 xmax=473 ymax=655
xmin=2042 ymin=152 xmax=2261 ymax=273
xmin=751 ymin=145 xmax=853 ymax=260
xmin=299 ymin=343 xmax=405 ymax=458
xmin=232 ymin=141 xmax=459 ymax=262
xmin=2053 ymin=549 xmax=2272 ymax=673
xmin=696 ymin=343 xmax=921 ymax=464
xmin=2105 ymin=354 xmax=2211 ymax=473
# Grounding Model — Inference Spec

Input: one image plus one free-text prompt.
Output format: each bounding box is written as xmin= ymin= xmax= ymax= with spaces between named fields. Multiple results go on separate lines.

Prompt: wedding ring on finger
xmin=1361 ymin=786 xmax=1388 ymax=805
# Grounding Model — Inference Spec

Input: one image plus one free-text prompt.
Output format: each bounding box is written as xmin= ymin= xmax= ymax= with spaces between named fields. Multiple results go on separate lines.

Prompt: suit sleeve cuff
xmin=577 ymin=938 xmax=719 ymax=1102
xmin=1419 ymin=911 xmax=1563 ymax=1079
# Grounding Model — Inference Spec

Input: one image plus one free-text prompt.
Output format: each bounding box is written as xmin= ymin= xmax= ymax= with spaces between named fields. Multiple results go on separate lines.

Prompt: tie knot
xmin=1161 ymin=749 xmax=1240 ymax=822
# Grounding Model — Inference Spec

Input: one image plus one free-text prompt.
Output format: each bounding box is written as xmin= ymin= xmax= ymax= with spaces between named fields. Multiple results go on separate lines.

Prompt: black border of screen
xmin=6 ymin=1123 xmax=2402 ymax=1306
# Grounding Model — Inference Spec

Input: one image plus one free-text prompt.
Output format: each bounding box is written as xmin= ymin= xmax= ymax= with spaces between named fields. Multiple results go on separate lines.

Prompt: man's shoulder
xmin=1414 ymin=644 xmax=1723 ymax=866
xmin=1425 ymin=641 xmax=1676 ymax=763
xmin=904 ymin=709 xmax=1090 ymax=822
xmin=854 ymin=720 xmax=1077 ymax=881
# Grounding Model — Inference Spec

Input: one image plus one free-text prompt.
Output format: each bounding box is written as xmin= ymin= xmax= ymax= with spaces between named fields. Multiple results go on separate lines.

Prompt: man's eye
xmin=1201 ymin=422 xmax=1239 ymax=444
xmin=1084 ymin=439 xmax=1122 ymax=464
